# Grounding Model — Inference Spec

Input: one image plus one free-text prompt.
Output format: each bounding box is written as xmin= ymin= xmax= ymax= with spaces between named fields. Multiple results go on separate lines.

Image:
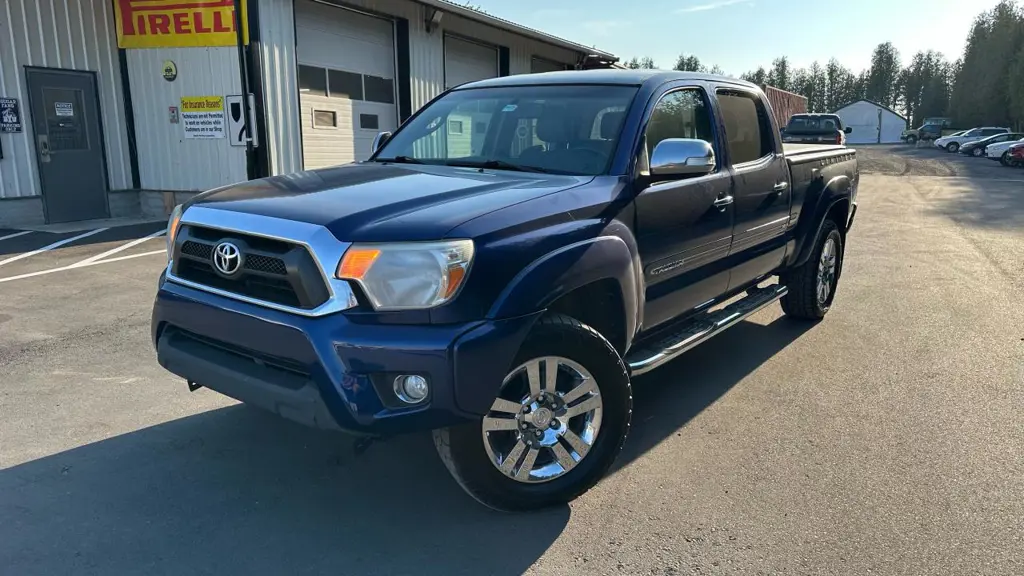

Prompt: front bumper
xmin=152 ymin=273 xmax=541 ymax=435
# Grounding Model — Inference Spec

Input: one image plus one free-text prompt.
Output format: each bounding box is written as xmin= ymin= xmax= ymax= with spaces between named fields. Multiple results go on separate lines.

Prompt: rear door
xmin=715 ymin=88 xmax=791 ymax=290
xmin=634 ymin=85 xmax=734 ymax=330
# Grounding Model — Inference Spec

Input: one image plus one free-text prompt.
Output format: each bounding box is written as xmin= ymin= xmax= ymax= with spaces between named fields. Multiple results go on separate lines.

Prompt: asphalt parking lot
xmin=1 ymin=145 xmax=1022 ymax=575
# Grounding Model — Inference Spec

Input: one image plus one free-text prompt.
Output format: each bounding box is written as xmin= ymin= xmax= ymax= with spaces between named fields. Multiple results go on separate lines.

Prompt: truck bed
xmin=782 ymin=143 xmax=847 ymax=156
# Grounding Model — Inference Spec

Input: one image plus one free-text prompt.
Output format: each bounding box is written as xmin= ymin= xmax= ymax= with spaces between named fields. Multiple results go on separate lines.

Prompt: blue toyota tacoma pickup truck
xmin=153 ymin=70 xmax=858 ymax=511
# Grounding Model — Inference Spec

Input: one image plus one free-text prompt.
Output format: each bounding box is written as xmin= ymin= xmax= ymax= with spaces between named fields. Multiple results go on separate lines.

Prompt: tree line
xmin=623 ymin=0 xmax=1024 ymax=129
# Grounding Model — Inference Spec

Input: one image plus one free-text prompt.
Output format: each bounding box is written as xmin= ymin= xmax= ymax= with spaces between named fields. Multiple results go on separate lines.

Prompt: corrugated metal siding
xmin=258 ymin=0 xmax=301 ymax=175
xmin=0 ymin=0 xmax=131 ymax=199
xmin=127 ymin=47 xmax=246 ymax=191
xmin=761 ymin=85 xmax=807 ymax=129
xmin=257 ymin=0 xmax=588 ymax=176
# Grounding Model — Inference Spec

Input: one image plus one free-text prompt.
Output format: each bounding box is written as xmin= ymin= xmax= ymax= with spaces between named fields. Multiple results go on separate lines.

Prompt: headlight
xmin=166 ymin=204 xmax=183 ymax=260
xmin=337 ymin=240 xmax=474 ymax=310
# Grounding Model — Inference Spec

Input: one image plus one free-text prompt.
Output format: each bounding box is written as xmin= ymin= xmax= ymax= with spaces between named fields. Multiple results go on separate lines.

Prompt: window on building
xmin=359 ymin=113 xmax=379 ymax=130
xmin=364 ymin=75 xmax=395 ymax=104
xmin=328 ymin=69 xmax=363 ymax=100
xmin=716 ymin=90 xmax=774 ymax=164
xmin=448 ymin=119 xmax=464 ymax=135
xmin=313 ymin=109 xmax=337 ymax=128
xmin=298 ymin=65 xmax=327 ymax=97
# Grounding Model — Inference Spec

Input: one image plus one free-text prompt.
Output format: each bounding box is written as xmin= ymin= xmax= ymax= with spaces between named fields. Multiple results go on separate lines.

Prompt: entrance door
xmin=26 ymin=68 xmax=109 ymax=223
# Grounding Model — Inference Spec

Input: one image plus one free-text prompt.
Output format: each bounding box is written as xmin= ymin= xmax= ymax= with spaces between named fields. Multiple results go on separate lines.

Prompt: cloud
xmin=581 ymin=20 xmax=631 ymax=36
xmin=676 ymin=0 xmax=752 ymax=13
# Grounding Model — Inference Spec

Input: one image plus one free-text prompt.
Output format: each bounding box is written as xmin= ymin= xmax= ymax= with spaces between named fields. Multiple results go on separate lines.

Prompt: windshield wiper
xmin=443 ymin=159 xmax=551 ymax=173
xmin=375 ymin=155 xmax=423 ymax=164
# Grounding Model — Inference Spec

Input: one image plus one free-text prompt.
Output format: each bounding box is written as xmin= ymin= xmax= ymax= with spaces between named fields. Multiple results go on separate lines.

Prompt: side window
xmin=716 ymin=90 xmax=775 ymax=164
xmin=645 ymin=89 xmax=715 ymax=161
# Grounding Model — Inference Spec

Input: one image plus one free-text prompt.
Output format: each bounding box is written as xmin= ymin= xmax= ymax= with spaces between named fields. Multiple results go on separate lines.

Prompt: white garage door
xmin=295 ymin=0 xmax=397 ymax=169
xmin=444 ymin=36 xmax=498 ymax=89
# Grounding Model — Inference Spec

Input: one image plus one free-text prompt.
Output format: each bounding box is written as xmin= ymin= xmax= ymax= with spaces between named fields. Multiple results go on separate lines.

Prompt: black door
xmin=634 ymin=86 xmax=734 ymax=330
xmin=715 ymin=88 xmax=791 ymax=290
xmin=26 ymin=68 xmax=109 ymax=223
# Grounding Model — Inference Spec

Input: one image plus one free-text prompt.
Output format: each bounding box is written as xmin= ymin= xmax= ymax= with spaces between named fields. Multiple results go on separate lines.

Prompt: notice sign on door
xmin=180 ymin=96 xmax=225 ymax=139
xmin=0 ymin=97 xmax=22 ymax=132
xmin=55 ymin=102 xmax=74 ymax=117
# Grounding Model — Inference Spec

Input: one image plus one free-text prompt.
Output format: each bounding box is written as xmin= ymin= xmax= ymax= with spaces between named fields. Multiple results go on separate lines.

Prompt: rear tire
xmin=907 ymin=135 xmax=918 ymax=145
xmin=972 ymin=147 xmax=984 ymax=157
xmin=946 ymin=142 xmax=959 ymax=153
xmin=1001 ymin=152 xmax=1011 ymax=166
xmin=780 ymin=220 xmax=843 ymax=321
xmin=434 ymin=314 xmax=632 ymax=512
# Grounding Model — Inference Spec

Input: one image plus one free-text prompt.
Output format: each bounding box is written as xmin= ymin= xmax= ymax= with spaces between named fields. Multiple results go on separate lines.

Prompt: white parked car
xmin=986 ymin=137 xmax=1024 ymax=164
xmin=934 ymin=127 xmax=1010 ymax=153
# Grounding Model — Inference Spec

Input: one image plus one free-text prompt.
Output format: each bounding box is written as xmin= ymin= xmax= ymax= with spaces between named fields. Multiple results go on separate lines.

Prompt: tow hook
xmin=187 ymin=380 xmax=203 ymax=392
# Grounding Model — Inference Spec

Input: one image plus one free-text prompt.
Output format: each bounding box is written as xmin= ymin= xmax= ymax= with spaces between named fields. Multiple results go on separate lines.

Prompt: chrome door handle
xmin=773 ymin=181 xmax=788 ymax=192
xmin=713 ymin=195 xmax=733 ymax=210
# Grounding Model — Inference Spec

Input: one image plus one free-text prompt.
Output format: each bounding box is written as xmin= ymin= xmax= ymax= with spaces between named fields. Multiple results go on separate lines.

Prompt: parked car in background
xmin=934 ymin=127 xmax=1009 ymax=153
xmin=958 ymin=132 xmax=1024 ymax=156
xmin=781 ymin=113 xmax=852 ymax=145
xmin=902 ymin=122 xmax=959 ymax=144
xmin=151 ymin=70 xmax=860 ymax=511
xmin=1005 ymin=142 xmax=1024 ymax=167
xmin=985 ymin=136 xmax=1024 ymax=164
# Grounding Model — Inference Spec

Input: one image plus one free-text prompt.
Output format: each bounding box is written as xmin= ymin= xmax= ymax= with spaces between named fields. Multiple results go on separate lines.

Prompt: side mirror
xmin=650 ymin=138 xmax=716 ymax=178
xmin=844 ymin=126 xmax=853 ymax=134
xmin=371 ymin=131 xmax=392 ymax=155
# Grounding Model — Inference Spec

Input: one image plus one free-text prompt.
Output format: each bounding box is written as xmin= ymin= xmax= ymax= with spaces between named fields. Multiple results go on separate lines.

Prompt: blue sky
xmin=471 ymin=0 xmax=1005 ymax=74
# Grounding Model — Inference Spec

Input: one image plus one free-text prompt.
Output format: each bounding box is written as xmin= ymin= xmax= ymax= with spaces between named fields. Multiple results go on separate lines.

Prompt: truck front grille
xmin=171 ymin=225 xmax=330 ymax=310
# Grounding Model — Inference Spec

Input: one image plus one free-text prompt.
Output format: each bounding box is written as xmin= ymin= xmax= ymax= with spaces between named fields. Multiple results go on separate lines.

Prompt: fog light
xmin=394 ymin=375 xmax=429 ymax=404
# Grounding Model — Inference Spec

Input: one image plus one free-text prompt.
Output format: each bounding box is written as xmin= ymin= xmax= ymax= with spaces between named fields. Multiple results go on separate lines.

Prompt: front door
xmin=26 ymin=68 xmax=109 ymax=223
xmin=635 ymin=86 xmax=734 ymax=330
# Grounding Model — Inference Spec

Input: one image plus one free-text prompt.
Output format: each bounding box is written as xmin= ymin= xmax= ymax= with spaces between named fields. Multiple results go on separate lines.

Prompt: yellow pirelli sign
xmin=114 ymin=0 xmax=249 ymax=49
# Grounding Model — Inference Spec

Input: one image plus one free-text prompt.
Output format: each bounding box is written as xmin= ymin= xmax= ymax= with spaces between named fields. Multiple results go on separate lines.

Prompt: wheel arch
xmin=789 ymin=174 xmax=852 ymax=268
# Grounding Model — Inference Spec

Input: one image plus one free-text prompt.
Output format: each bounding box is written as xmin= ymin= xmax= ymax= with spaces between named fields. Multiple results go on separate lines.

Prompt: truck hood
xmin=187 ymin=162 xmax=592 ymax=242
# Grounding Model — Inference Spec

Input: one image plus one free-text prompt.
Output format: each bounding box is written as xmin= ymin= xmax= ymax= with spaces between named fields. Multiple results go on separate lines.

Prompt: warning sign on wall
xmin=180 ymin=96 xmax=225 ymax=139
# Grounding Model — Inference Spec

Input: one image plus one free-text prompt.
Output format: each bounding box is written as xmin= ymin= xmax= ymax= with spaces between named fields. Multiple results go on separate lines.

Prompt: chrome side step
xmin=626 ymin=284 xmax=788 ymax=376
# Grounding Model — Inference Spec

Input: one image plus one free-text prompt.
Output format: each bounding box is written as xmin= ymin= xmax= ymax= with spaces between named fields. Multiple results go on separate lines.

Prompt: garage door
xmin=295 ymin=0 xmax=397 ymax=169
xmin=531 ymin=57 xmax=568 ymax=74
xmin=444 ymin=36 xmax=498 ymax=89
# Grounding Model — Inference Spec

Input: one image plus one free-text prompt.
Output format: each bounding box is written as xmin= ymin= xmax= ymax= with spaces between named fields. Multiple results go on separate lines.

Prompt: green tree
xmin=1011 ymin=46 xmax=1024 ymax=129
xmin=767 ymin=56 xmax=791 ymax=91
xmin=708 ymin=64 xmax=725 ymax=75
xmin=865 ymin=42 xmax=902 ymax=108
xmin=740 ymin=66 xmax=768 ymax=86
xmin=624 ymin=56 xmax=657 ymax=69
xmin=949 ymin=1 xmax=1024 ymax=126
xmin=674 ymin=54 xmax=705 ymax=72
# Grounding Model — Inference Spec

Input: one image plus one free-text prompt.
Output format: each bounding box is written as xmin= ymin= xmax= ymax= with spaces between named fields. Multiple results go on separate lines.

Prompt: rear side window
xmin=716 ymin=90 xmax=775 ymax=164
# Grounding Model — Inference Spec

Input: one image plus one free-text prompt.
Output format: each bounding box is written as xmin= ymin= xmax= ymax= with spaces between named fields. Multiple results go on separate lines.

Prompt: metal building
xmin=833 ymin=99 xmax=908 ymax=145
xmin=0 ymin=0 xmax=617 ymax=227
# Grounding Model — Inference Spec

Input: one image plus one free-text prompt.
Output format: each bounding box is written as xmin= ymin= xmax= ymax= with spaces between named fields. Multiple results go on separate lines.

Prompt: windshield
xmin=786 ymin=116 xmax=841 ymax=132
xmin=373 ymin=85 xmax=638 ymax=175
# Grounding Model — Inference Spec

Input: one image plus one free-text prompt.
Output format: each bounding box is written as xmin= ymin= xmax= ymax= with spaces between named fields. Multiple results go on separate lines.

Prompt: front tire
xmin=434 ymin=314 xmax=632 ymax=511
xmin=946 ymin=142 xmax=959 ymax=153
xmin=781 ymin=219 xmax=843 ymax=321
xmin=907 ymin=135 xmax=918 ymax=145
xmin=1001 ymin=152 xmax=1011 ymax=166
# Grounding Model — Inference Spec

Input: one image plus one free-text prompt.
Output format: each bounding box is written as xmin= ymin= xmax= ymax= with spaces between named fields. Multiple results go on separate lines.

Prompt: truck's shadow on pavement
xmin=0 ymin=316 xmax=812 ymax=576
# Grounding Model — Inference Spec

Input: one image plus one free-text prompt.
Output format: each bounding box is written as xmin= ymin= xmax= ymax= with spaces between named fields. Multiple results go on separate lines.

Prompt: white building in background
xmin=833 ymin=99 xmax=908 ymax=144
xmin=0 ymin=0 xmax=618 ymax=227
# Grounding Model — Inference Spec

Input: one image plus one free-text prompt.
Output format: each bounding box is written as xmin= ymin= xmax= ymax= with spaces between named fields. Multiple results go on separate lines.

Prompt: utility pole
xmin=233 ymin=0 xmax=255 ymax=180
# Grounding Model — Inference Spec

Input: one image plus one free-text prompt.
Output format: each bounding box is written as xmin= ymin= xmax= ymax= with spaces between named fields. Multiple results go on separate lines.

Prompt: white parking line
xmin=68 ymin=229 xmax=165 ymax=268
xmin=0 ymin=230 xmax=32 ymax=242
xmin=0 ymin=228 xmax=109 ymax=268
xmin=0 ymin=249 xmax=166 ymax=284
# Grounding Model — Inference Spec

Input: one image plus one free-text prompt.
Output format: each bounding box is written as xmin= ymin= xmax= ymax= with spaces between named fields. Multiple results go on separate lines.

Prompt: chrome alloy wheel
xmin=817 ymin=237 xmax=838 ymax=305
xmin=482 ymin=356 xmax=603 ymax=483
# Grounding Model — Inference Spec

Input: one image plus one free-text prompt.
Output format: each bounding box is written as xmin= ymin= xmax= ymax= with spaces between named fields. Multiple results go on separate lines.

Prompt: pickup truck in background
xmin=781 ymin=113 xmax=852 ymax=145
xmin=902 ymin=123 xmax=961 ymax=144
xmin=152 ymin=70 xmax=859 ymax=511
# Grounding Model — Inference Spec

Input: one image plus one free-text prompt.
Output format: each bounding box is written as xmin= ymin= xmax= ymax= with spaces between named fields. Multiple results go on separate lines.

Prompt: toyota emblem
xmin=212 ymin=241 xmax=242 ymax=276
